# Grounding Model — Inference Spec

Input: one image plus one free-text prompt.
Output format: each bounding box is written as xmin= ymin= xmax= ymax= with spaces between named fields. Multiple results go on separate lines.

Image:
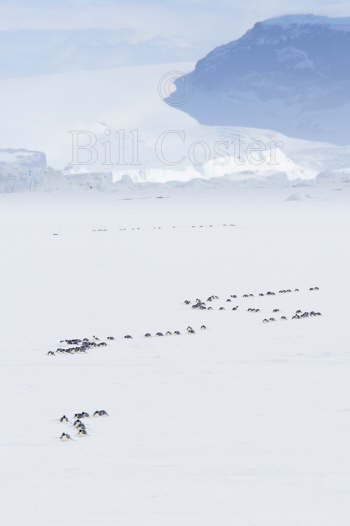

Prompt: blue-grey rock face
xmin=166 ymin=15 xmax=350 ymax=144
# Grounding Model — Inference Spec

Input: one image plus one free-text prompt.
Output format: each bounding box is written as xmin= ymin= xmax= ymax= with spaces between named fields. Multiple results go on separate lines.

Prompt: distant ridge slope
xmin=166 ymin=15 xmax=350 ymax=144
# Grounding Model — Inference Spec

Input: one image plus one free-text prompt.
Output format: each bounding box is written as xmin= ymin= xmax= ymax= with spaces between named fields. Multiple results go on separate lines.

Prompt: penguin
xmin=60 ymin=415 xmax=69 ymax=423
xmin=77 ymin=428 xmax=87 ymax=436
xmin=60 ymin=433 xmax=71 ymax=441
xmin=77 ymin=423 xmax=86 ymax=431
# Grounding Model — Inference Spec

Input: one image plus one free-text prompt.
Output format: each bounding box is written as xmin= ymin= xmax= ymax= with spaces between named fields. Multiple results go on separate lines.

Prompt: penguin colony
xmin=53 ymin=284 xmax=321 ymax=441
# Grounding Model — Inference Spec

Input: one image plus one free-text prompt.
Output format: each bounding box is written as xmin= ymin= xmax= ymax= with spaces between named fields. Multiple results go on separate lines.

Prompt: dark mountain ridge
xmin=166 ymin=15 xmax=350 ymax=144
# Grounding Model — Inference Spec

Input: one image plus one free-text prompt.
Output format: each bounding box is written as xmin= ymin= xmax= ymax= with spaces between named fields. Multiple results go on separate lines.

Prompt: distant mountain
xmin=0 ymin=29 xmax=200 ymax=79
xmin=166 ymin=15 xmax=350 ymax=144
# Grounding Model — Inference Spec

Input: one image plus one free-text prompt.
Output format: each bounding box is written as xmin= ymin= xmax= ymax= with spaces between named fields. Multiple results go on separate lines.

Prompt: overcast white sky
xmin=0 ymin=0 xmax=349 ymax=45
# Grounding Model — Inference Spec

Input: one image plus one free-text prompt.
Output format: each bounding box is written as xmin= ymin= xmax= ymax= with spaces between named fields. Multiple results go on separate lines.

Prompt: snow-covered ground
xmin=1 ymin=188 xmax=350 ymax=525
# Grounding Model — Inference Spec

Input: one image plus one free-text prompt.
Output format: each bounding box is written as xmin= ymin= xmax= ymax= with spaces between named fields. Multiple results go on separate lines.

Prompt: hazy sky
xmin=1 ymin=0 xmax=349 ymax=46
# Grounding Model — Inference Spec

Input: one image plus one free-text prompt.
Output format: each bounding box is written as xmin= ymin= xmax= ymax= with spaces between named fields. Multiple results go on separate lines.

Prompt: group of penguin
xmin=59 ymin=410 xmax=108 ymax=441
xmin=48 ymin=326 xmax=207 ymax=357
xmin=262 ymin=310 xmax=322 ymax=323
xmin=184 ymin=286 xmax=322 ymax=324
xmin=185 ymin=286 xmax=320 ymax=312
xmin=48 ymin=336 xmax=114 ymax=357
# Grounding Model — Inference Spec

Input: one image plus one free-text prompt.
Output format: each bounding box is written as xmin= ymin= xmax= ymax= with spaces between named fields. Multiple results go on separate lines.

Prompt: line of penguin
xmin=47 ymin=326 xmax=207 ymax=357
xmin=184 ymin=286 xmax=320 ymax=312
xmin=183 ymin=286 xmax=322 ymax=323
xmin=93 ymin=223 xmax=235 ymax=233
xmin=262 ymin=309 xmax=322 ymax=323
xmin=59 ymin=410 xmax=108 ymax=441
xmin=55 ymin=224 xmax=236 ymax=237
